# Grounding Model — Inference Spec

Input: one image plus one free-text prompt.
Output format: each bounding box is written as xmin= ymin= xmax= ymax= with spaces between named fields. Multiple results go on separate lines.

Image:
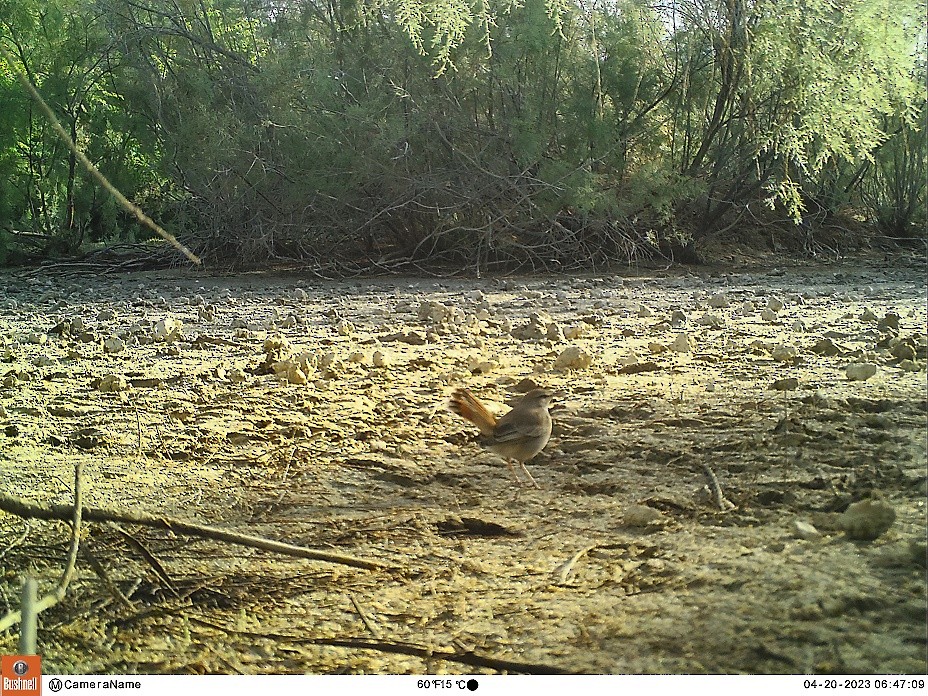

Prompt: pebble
xmin=372 ymin=350 xmax=390 ymax=367
xmin=669 ymin=332 xmax=692 ymax=353
xmin=767 ymin=297 xmax=785 ymax=312
xmin=555 ymin=346 xmax=593 ymax=370
xmin=103 ymin=336 xmax=126 ymax=353
xmin=760 ymin=308 xmax=778 ymax=322
xmin=97 ymin=374 xmax=129 ymax=392
xmin=846 ymin=363 xmax=877 ymax=381
xmin=769 ymin=344 xmax=797 ymax=362
xmin=153 ymin=317 xmax=183 ymax=342
xmin=707 ymin=292 xmax=730 ymax=308
xmin=793 ymin=520 xmax=822 ymax=540
xmin=840 ymin=499 xmax=896 ymax=541
xmin=696 ymin=312 xmax=724 ymax=328
xmin=623 ymin=504 xmax=665 ymax=527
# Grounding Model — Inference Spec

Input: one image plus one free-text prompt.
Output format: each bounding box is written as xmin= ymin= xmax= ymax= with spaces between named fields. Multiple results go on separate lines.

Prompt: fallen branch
xmin=0 ymin=492 xmax=390 ymax=571
xmin=0 ymin=464 xmax=84 ymax=633
xmin=190 ymin=616 xmax=574 ymax=674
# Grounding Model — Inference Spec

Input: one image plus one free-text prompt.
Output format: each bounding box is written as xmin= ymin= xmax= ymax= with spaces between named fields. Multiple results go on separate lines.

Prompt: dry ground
xmin=0 ymin=254 xmax=926 ymax=674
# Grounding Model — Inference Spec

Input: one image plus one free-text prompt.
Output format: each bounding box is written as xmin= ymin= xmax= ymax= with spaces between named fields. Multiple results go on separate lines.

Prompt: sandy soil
xmin=0 ymin=255 xmax=925 ymax=674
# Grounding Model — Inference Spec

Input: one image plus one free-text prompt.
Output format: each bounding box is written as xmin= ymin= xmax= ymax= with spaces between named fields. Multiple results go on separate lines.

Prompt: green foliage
xmin=861 ymin=105 xmax=928 ymax=238
xmin=0 ymin=0 xmax=924 ymax=267
xmin=750 ymin=0 xmax=925 ymax=218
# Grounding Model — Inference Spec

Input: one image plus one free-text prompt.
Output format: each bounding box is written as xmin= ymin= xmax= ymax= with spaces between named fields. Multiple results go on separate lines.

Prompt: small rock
xmin=898 ymin=359 xmax=920 ymax=372
xmin=637 ymin=305 xmax=653 ymax=318
xmin=769 ymin=344 xmax=798 ymax=362
xmin=740 ymin=301 xmax=755 ymax=315
xmin=846 ymin=363 xmax=877 ymax=381
xmin=103 ymin=335 xmax=126 ymax=353
xmin=97 ymin=308 xmax=117 ymax=322
xmin=153 ymin=317 xmax=183 ymax=342
xmin=696 ymin=312 xmax=724 ymax=328
xmin=859 ymin=308 xmax=879 ymax=322
xmin=546 ymin=323 xmax=566 ymax=342
xmin=372 ymin=350 xmax=390 ymax=367
xmin=839 ymin=499 xmax=896 ymax=541
xmin=767 ymin=297 xmax=784 ymax=312
xmin=878 ymin=313 xmax=900 ymax=331
xmin=623 ymin=504 xmax=665 ymax=527
xmin=669 ymin=332 xmax=692 ymax=353
xmin=760 ymin=308 xmax=778 ymax=322
xmin=97 ymin=374 xmax=129 ymax=392
xmin=670 ymin=310 xmax=687 ymax=328
xmin=810 ymin=338 xmax=842 ymax=356
xmin=555 ymin=346 xmax=593 ymax=370
xmin=793 ymin=520 xmax=822 ymax=540
xmin=707 ymin=292 xmax=730 ymax=308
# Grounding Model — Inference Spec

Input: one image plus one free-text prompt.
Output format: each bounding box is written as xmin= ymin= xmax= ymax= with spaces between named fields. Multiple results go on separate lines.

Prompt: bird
xmin=448 ymin=387 xmax=556 ymax=489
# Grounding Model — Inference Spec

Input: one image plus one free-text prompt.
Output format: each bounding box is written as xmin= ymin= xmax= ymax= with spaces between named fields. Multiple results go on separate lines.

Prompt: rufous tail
xmin=449 ymin=388 xmax=497 ymax=437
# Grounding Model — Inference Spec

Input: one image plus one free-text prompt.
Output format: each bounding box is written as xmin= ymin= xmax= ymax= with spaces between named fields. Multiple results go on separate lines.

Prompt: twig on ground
xmin=189 ymin=616 xmax=574 ymax=674
xmin=349 ymin=593 xmax=382 ymax=638
xmin=554 ymin=545 xmax=598 ymax=585
xmin=0 ymin=491 xmax=391 ymax=571
xmin=700 ymin=463 xmax=736 ymax=511
xmin=81 ymin=546 xmax=134 ymax=609
xmin=0 ymin=463 xmax=84 ymax=632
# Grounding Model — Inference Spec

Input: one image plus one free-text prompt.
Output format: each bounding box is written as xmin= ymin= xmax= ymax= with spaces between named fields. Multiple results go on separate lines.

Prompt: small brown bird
xmin=449 ymin=387 xmax=556 ymax=488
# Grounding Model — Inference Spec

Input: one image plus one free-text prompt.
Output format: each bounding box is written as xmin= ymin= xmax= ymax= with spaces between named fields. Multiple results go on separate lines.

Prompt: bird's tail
xmin=449 ymin=388 xmax=497 ymax=436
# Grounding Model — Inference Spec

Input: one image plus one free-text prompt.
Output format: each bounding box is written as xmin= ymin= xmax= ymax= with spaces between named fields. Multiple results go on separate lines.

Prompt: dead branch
xmin=0 ymin=463 xmax=84 ymax=633
xmin=0 ymin=44 xmax=200 ymax=266
xmin=0 ymin=492 xmax=391 ymax=571
xmin=189 ymin=616 xmax=574 ymax=674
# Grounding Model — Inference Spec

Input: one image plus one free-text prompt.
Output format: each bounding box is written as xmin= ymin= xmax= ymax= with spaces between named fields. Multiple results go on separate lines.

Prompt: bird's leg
xmin=518 ymin=462 xmax=541 ymax=489
xmin=505 ymin=460 xmax=524 ymax=485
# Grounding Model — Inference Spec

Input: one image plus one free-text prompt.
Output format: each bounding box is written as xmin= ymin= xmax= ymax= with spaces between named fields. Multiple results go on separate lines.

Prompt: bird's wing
xmin=493 ymin=410 xmax=549 ymax=441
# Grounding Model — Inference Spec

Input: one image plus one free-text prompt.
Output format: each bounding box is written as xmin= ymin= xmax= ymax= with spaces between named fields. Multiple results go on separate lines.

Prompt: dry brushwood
xmin=0 ymin=492 xmax=391 ymax=571
xmin=0 ymin=464 xmax=84 ymax=632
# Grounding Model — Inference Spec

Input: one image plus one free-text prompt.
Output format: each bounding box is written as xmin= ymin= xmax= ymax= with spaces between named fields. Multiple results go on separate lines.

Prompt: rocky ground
xmin=0 ymin=253 xmax=925 ymax=674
